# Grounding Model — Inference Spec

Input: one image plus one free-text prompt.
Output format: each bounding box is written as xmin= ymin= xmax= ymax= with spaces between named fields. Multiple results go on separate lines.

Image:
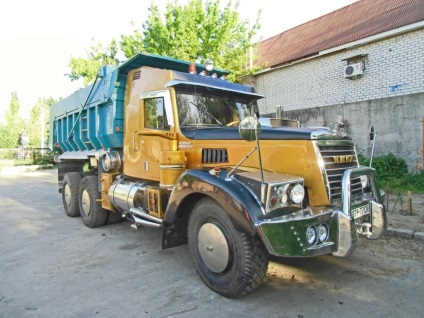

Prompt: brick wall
xmin=255 ymin=28 xmax=424 ymax=114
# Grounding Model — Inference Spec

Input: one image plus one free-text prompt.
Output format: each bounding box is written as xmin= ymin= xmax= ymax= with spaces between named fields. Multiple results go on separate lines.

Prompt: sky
xmin=0 ymin=0 xmax=357 ymax=121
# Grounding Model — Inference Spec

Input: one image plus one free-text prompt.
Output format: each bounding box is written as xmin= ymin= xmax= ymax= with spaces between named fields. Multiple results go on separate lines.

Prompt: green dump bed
xmin=49 ymin=53 xmax=228 ymax=154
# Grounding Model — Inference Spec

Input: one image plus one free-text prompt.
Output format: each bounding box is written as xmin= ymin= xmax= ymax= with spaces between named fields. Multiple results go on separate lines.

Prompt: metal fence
xmin=0 ymin=147 xmax=52 ymax=163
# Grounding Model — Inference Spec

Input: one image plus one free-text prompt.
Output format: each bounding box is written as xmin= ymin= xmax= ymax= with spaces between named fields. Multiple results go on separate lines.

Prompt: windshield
xmin=176 ymin=88 xmax=259 ymax=127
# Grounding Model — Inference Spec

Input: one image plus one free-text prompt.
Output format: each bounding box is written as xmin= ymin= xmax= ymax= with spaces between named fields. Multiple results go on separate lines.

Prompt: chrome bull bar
xmin=333 ymin=167 xmax=386 ymax=258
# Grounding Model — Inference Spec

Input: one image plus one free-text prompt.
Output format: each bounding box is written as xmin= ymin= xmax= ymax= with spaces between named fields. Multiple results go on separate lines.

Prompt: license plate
xmin=352 ymin=204 xmax=370 ymax=219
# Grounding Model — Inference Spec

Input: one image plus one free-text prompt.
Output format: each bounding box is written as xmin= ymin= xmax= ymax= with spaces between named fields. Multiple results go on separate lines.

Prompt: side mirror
xmin=369 ymin=125 xmax=375 ymax=140
xmin=239 ymin=116 xmax=261 ymax=142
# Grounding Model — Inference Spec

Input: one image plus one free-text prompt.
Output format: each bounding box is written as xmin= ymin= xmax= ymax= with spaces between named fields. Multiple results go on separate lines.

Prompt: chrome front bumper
xmin=256 ymin=167 xmax=386 ymax=258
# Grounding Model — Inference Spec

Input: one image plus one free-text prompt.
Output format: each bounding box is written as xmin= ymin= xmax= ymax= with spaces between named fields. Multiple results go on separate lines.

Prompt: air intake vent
xmin=132 ymin=70 xmax=141 ymax=81
xmin=202 ymin=148 xmax=228 ymax=164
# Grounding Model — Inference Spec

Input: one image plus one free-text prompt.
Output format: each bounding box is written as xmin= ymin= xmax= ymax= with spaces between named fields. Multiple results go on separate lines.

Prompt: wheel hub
xmin=64 ymin=184 xmax=71 ymax=206
xmin=198 ymin=223 xmax=229 ymax=273
xmin=81 ymin=189 xmax=91 ymax=217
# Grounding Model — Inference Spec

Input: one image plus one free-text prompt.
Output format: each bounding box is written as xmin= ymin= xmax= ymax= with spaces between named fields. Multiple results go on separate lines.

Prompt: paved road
xmin=0 ymin=169 xmax=423 ymax=318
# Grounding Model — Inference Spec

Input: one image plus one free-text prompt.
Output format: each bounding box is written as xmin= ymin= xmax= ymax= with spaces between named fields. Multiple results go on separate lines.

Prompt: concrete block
xmin=414 ymin=232 xmax=424 ymax=242
xmin=385 ymin=227 xmax=414 ymax=239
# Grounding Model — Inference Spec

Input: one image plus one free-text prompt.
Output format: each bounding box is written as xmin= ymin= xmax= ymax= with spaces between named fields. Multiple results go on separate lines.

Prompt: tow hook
xmin=359 ymin=223 xmax=372 ymax=237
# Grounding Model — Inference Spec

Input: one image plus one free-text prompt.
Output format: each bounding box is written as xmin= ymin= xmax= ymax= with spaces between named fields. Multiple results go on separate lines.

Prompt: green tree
xmin=121 ymin=0 xmax=261 ymax=81
xmin=69 ymin=0 xmax=261 ymax=84
xmin=26 ymin=98 xmax=56 ymax=148
xmin=0 ymin=92 xmax=25 ymax=148
xmin=67 ymin=39 xmax=120 ymax=85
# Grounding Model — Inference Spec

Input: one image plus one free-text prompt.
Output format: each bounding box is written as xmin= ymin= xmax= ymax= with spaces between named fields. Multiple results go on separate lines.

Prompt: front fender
xmin=162 ymin=169 xmax=262 ymax=248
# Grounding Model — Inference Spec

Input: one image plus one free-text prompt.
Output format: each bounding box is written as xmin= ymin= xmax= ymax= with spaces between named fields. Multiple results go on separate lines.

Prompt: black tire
xmin=62 ymin=172 xmax=82 ymax=217
xmin=107 ymin=211 xmax=123 ymax=225
xmin=78 ymin=176 xmax=108 ymax=228
xmin=188 ymin=197 xmax=269 ymax=298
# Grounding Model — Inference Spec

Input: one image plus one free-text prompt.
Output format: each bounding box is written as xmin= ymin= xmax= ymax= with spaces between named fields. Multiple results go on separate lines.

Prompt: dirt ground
xmin=380 ymin=191 xmax=424 ymax=265
xmin=385 ymin=191 xmax=424 ymax=233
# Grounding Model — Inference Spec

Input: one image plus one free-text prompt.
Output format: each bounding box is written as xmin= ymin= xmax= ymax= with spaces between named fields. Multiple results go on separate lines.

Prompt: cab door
xmin=124 ymin=90 xmax=177 ymax=180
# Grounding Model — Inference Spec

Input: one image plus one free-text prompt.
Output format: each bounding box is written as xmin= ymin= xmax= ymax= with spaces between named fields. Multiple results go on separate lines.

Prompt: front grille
xmin=202 ymin=148 xmax=228 ymax=164
xmin=316 ymin=141 xmax=363 ymax=202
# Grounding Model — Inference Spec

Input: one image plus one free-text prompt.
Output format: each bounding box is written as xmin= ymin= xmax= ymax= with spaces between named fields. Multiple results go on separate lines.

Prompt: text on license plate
xmin=352 ymin=204 xmax=370 ymax=219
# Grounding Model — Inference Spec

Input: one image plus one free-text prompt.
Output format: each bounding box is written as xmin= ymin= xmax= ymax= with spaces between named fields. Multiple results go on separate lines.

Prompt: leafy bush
xmin=359 ymin=153 xmax=424 ymax=192
xmin=33 ymin=150 xmax=57 ymax=165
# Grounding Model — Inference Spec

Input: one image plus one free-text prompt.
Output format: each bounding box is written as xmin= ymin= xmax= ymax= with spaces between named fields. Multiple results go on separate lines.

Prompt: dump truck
xmin=49 ymin=52 xmax=386 ymax=298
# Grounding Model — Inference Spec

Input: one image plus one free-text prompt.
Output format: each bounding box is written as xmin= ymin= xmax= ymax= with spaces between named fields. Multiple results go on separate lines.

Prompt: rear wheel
xmin=79 ymin=176 xmax=108 ymax=228
xmin=188 ymin=197 xmax=269 ymax=298
xmin=62 ymin=172 xmax=82 ymax=217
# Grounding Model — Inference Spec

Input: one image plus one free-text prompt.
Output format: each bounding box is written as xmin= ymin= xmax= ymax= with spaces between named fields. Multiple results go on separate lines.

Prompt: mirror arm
xmin=358 ymin=144 xmax=372 ymax=154
xmin=369 ymin=133 xmax=376 ymax=168
xmin=225 ymin=147 xmax=257 ymax=181
xmin=255 ymin=129 xmax=266 ymax=204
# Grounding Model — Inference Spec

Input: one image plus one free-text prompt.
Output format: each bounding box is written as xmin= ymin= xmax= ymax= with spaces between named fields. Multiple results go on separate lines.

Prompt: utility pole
xmin=40 ymin=99 xmax=45 ymax=155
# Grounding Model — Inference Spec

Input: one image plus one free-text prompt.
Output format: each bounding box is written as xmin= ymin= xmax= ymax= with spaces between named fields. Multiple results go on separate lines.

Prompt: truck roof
xmin=118 ymin=52 xmax=229 ymax=77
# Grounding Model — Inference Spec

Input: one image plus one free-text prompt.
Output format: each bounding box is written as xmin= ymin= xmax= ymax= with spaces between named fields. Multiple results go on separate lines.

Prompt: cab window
xmin=144 ymin=97 xmax=170 ymax=130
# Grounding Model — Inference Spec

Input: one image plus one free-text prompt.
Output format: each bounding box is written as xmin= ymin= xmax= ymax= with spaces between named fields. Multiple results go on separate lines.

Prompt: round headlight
xmin=306 ymin=226 xmax=317 ymax=245
xmin=290 ymin=184 xmax=305 ymax=204
xmin=318 ymin=224 xmax=329 ymax=242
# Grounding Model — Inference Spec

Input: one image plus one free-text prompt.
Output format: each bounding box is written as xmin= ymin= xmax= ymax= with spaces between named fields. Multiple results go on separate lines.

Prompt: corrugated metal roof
xmin=256 ymin=0 xmax=424 ymax=68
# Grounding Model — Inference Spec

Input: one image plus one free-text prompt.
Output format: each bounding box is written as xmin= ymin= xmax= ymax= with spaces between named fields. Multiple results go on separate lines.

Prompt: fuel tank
xmin=108 ymin=178 xmax=147 ymax=212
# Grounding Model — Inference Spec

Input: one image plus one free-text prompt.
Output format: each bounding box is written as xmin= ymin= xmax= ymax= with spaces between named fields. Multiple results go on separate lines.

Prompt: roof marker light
xmin=188 ymin=63 xmax=196 ymax=74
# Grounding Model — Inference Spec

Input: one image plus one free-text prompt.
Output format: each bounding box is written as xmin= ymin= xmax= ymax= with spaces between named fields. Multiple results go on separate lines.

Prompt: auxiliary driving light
xmin=318 ymin=224 xmax=329 ymax=242
xmin=306 ymin=226 xmax=317 ymax=245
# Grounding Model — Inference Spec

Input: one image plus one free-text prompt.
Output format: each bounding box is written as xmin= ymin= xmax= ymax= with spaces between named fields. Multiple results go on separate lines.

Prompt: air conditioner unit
xmin=344 ymin=63 xmax=364 ymax=78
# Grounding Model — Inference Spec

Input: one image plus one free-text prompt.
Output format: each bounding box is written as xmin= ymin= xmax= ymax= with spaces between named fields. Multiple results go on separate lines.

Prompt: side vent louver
xmin=202 ymin=148 xmax=228 ymax=164
xmin=132 ymin=70 xmax=141 ymax=81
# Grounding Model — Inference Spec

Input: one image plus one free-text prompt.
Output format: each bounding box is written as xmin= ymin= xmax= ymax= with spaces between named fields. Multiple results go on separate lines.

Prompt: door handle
xmin=132 ymin=130 xmax=138 ymax=151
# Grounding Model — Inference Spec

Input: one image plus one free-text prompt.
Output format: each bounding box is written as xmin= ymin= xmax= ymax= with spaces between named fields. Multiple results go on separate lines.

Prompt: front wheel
xmin=78 ymin=176 xmax=108 ymax=228
xmin=188 ymin=198 xmax=269 ymax=298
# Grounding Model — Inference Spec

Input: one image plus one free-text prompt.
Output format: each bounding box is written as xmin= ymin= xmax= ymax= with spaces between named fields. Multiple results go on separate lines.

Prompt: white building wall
xmin=256 ymin=28 xmax=424 ymax=114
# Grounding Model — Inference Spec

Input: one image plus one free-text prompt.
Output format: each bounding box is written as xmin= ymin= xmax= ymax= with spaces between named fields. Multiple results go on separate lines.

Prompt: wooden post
xmin=385 ymin=186 xmax=390 ymax=212
xmin=408 ymin=191 xmax=412 ymax=216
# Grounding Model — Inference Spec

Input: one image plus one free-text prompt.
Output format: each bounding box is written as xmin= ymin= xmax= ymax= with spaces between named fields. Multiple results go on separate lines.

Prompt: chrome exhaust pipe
xmin=130 ymin=208 xmax=163 ymax=224
xmin=133 ymin=216 xmax=162 ymax=229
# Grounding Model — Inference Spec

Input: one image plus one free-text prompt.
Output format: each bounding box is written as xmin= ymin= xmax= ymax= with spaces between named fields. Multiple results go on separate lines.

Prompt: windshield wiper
xmin=190 ymin=102 xmax=223 ymax=126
